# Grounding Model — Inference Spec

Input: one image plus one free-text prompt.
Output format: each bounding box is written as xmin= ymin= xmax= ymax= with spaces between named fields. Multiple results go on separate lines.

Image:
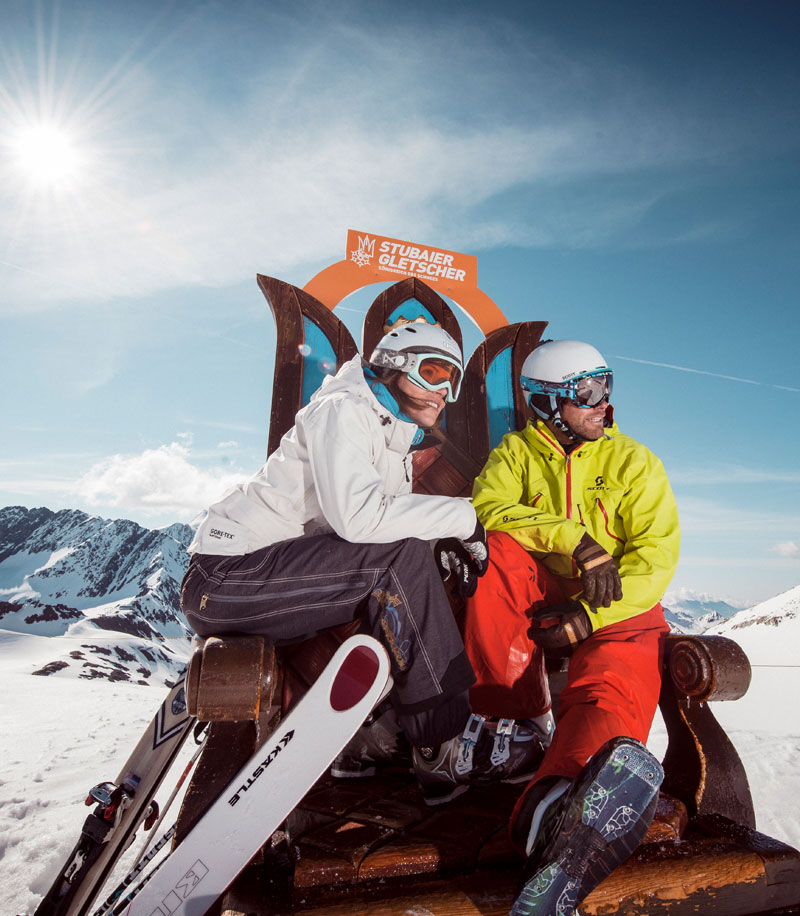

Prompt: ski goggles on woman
xmin=370 ymin=348 xmax=464 ymax=402
xmin=406 ymin=354 xmax=463 ymax=402
xmin=521 ymin=369 xmax=613 ymax=408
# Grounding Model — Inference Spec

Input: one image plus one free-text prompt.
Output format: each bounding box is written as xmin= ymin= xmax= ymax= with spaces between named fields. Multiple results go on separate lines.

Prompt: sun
xmin=10 ymin=121 xmax=85 ymax=191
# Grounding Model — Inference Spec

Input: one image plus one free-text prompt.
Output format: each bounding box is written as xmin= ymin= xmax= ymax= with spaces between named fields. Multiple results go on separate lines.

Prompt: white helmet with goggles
xmin=520 ymin=340 xmax=612 ymax=439
xmin=369 ymin=323 xmax=464 ymax=403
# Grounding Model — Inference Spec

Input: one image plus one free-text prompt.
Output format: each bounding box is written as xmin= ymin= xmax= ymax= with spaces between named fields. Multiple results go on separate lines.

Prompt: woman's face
xmin=395 ymin=373 xmax=447 ymax=428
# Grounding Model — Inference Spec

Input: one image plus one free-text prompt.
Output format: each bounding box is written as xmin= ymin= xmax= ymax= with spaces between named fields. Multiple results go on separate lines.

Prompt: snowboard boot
xmin=509 ymin=737 xmax=663 ymax=916
xmin=413 ymin=714 xmax=546 ymax=805
xmin=330 ymin=701 xmax=408 ymax=778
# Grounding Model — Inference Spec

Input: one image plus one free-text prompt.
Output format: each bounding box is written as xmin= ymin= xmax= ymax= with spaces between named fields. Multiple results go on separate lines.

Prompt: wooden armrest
xmin=185 ymin=635 xmax=278 ymax=722
xmin=665 ymin=634 xmax=751 ymax=702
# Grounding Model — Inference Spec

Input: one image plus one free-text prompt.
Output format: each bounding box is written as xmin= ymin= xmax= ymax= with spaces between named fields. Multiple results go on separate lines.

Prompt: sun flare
xmin=11 ymin=122 xmax=84 ymax=190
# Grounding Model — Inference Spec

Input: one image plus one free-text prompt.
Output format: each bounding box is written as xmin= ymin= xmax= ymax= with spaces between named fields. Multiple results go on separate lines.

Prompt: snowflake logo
xmin=350 ymin=233 xmax=375 ymax=267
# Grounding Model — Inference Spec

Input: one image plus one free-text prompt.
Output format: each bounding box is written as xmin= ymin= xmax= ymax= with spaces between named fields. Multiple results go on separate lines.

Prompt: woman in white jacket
xmin=181 ymin=323 xmax=544 ymax=805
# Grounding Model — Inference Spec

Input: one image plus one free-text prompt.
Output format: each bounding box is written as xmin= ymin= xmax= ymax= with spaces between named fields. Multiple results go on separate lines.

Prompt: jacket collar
xmin=524 ymin=418 xmax=619 ymax=459
xmin=316 ymin=355 xmax=418 ymax=455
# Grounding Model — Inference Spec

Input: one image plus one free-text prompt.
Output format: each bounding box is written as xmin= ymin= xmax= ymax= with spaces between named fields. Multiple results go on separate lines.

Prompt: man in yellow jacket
xmin=463 ymin=339 xmax=680 ymax=916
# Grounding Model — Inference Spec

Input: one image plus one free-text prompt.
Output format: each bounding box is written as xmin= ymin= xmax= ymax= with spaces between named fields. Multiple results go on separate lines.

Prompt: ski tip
xmin=329 ymin=644 xmax=381 ymax=711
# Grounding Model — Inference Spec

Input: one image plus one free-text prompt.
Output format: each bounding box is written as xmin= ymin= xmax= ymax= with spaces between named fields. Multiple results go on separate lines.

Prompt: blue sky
xmin=1 ymin=0 xmax=799 ymax=605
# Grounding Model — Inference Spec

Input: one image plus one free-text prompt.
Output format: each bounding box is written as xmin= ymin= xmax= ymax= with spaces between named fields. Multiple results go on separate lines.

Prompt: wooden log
xmin=186 ymin=636 xmax=277 ymax=723
xmin=668 ymin=634 xmax=751 ymax=702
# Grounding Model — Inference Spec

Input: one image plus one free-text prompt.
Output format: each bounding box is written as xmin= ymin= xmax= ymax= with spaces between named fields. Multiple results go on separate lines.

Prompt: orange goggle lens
xmin=417 ymin=358 xmax=461 ymax=386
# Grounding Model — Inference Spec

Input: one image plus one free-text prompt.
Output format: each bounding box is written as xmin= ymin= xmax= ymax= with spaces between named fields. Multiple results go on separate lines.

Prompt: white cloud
xmin=769 ymin=541 xmax=800 ymax=560
xmin=663 ymin=585 xmax=749 ymax=608
xmin=675 ymin=494 xmax=798 ymax=536
xmin=669 ymin=465 xmax=800 ymax=486
xmin=217 ymin=440 xmax=239 ymax=450
xmin=73 ymin=442 xmax=242 ymax=519
xmin=181 ymin=418 xmax=260 ymax=434
xmin=0 ymin=3 xmax=738 ymax=311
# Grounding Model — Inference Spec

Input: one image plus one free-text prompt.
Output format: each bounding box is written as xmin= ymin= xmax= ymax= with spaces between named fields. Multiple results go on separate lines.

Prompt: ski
xmin=92 ymin=823 xmax=176 ymax=916
xmin=34 ymin=674 xmax=197 ymax=916
xmin=117 ymin=634 xmax=391 ymax=916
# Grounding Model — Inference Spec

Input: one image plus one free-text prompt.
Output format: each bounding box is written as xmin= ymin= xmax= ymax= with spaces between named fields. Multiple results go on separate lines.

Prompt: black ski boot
xmin=330 ymin=700 xmax=408 ymax=778
xmin=413 ymin=714 xmax=546 ymax=805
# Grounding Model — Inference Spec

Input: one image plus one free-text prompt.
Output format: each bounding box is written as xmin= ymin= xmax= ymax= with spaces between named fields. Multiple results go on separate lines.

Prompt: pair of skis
xmin=34 ymin=676 xmax=197 ymax=916
xmin=34 ymin=635 xmax=391 ymax=916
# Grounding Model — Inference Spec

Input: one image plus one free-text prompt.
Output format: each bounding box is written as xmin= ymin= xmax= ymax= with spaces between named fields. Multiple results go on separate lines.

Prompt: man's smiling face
xmin=552 ymin=398 xmax=609 ymax=443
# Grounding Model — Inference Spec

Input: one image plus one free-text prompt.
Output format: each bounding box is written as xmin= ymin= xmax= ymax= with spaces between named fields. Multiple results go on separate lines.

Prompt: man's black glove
xmin=435 ymin=520 xmax=488 ymax=598
xmin=572 ymin=532 xmax=622 ymax=608
xmin=527 ymin=600 xmax=593 ymax=658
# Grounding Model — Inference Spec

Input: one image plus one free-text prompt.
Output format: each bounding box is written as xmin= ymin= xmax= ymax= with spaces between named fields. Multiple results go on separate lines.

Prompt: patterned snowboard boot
xmin=510 ymin=736 xmax=663 ymax=916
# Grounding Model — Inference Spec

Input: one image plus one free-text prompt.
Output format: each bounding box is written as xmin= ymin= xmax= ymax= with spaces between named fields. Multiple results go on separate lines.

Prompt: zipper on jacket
xmin=596 ymin=498 xmax=624 ymax=544
xmin=565 ymin=454 xmax=573 ymax=520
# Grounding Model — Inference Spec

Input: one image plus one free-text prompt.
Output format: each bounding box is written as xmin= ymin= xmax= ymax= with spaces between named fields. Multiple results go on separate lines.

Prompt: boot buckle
xmin=456 ymin=714 xmax=484 ymax=776
xmin=491 ymin=718 xmax=515 ymax=766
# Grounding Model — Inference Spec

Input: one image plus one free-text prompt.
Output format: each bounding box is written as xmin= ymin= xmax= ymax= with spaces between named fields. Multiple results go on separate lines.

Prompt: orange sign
xmin=303 ymin=229 xmax=508 ymax=334
xmin=346 ymin=230 xmax=478 ymax=288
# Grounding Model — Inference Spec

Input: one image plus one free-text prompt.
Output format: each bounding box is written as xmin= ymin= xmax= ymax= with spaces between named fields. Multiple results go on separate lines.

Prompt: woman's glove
xmin=528 ymin=600 xmax=593 ymax=658
xmin=435 ymin=521 xmax=488 ymax=598
xmin=572 ymin=532 xmax=622 ymax=608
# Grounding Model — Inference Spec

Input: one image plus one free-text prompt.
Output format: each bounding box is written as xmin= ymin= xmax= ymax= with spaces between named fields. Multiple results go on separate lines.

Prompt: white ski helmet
xmin=520 ymin=340 xmax=613 ymax=436
xmin=369 ymin=322 xmax=464 ymax=402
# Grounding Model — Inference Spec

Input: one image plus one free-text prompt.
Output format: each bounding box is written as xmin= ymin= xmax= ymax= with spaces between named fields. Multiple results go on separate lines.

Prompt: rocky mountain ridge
xmin=661 ymin=588 xmax=745 ymax=634
xmin=0 ymin=506 xmax=195 ymax=685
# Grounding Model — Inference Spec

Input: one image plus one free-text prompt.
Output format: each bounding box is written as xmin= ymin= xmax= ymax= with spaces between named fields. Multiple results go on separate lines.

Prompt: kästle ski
xmin=34 ymin=674 xmax=197 ymax=916
xmin=117 ymin=635 xmax=390 ymax=916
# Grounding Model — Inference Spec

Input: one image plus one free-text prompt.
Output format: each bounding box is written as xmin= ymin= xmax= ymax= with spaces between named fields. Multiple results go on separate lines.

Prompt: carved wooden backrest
xmin=258 ymin=274 xmax=758 ymax=830
xmin=257 ymin=273 xmax=547 ymax=497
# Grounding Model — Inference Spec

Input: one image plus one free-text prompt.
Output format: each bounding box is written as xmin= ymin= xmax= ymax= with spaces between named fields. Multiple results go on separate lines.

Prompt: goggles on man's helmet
xmin=520 ymin=368 xmax=613 ymax=409
xmin=370 ymin=349 xmax=463 ymax=402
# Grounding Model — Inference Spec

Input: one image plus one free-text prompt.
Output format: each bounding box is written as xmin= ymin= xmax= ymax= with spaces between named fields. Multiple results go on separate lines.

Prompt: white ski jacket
xmin=190 ymin=356 xmax=477 ymax=556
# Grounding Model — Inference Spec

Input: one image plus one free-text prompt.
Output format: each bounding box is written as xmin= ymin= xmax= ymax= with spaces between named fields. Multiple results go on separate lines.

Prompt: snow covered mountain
xmin=0 ymin=506 xmax=195 ymax=685
xmin=661 ymin=586 xmax=746 ymax=634
xmin=706 ymin=582 xmax=799 ymax=666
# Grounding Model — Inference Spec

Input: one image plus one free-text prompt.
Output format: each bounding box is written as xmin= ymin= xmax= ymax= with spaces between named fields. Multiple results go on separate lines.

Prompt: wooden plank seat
xmin=170 ymin=275 xmax=800 ymax=915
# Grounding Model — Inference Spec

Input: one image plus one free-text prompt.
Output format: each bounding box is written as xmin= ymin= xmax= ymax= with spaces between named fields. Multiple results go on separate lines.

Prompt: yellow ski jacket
xmin=472 ymin=419 xmax=680 ymax=631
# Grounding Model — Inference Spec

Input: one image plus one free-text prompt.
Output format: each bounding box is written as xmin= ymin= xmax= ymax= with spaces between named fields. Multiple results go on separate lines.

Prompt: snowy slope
xmin=0 ymin=630 xmax=200 ymax=914
xmin=0 ymin=506 xmax=194 ymax=684
xmin=706 ymin=582 xmax=800 ymax=665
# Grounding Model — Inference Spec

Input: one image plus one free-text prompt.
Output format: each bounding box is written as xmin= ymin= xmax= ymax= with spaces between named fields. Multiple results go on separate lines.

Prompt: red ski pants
xmin=464 ymin=531 xmax=669 ymax=792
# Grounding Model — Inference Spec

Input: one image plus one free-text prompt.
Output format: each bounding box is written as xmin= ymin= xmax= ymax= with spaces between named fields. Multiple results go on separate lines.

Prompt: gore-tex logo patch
xmin=209 ymin=528 xmax=234 ymax=540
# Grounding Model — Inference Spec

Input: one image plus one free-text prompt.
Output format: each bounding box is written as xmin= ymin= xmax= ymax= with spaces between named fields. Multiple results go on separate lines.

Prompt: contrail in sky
xmin=609 ymin=355 xmax=800 ymax=393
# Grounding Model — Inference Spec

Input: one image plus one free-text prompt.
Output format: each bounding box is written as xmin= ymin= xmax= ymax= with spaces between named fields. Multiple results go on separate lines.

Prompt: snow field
xmin=0 ymin=631 xmax=198 ymax=914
